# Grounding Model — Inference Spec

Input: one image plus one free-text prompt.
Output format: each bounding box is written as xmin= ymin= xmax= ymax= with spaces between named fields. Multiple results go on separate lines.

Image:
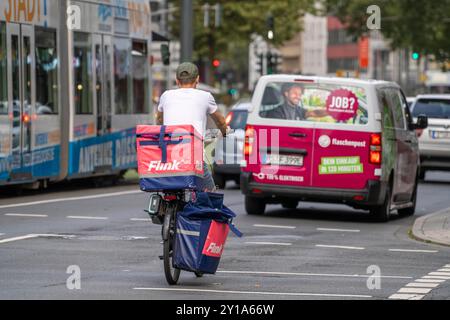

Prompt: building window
xmin=114 ymin=37 xmax=132 ymax=114
xmin=0 ymin=22 xmax=7 ymax=115
xmin=132 ymin=40 xmax=149 ymax=114
xmin=73 ymin=32 xmax=93 ymax=114
xmin=35 ymin=28 xmax=58 ymax=114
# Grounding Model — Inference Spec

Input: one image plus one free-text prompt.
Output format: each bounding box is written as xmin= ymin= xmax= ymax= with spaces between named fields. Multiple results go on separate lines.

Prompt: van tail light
xmin=369 ymin=133 xmax=382 ymax=165
xmin=225 ymin=112 xmax=233 ymax=126
xmin=244 ymin=125 xmax=255 ymax=156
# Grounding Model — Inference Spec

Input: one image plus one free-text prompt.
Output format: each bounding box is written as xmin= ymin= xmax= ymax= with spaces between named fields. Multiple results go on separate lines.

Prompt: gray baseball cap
xmin=176 ymin=62 xmax=199 ymax=80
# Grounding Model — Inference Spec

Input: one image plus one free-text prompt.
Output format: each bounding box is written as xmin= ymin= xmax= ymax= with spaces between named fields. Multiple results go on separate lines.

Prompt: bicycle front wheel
xmin=163 ymin=207 xmax=181 ymax=285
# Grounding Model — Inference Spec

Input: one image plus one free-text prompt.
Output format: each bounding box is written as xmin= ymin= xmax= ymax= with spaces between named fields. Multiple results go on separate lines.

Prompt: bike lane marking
xmin=133 ymin=287 xmax=372 ymax=299
xmin=0 ymin=234 xmax=76 ymax=244
xmin=67 ymin=216 xmax=108 ymax=220
xmin=0 ymin=190 xmax=141 ymax=209
xmin=4 ymin=213 xmax=48 ymax=218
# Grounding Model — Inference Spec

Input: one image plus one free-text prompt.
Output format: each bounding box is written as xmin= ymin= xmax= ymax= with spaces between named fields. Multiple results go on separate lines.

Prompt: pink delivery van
xmin=240 ymin=75 xmax=428 ymax=222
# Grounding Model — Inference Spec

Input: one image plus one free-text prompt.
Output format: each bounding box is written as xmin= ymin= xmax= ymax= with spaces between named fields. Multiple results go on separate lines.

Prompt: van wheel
xmin=398 ymin=180 xmax=418 ymax=217
xmin=245 ymin=196 xmax=266 ymax=215
xmin=370 ymin=186 xmax=392 ymax=222
xmin=282 ymin=200 xmax=298 ymax=209
xmin=213 ymin=173 xmax=226 ymax=189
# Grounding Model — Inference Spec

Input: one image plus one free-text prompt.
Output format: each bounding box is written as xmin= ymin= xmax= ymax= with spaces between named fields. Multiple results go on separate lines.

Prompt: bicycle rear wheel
xmin=163 ymin=206 xmax=181 ymax=285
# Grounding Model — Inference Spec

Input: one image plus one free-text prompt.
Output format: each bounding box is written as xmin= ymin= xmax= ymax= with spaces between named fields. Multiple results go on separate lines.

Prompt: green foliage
xmin=169 ymin=0 xmax=315 ymax=61
xmin=320 ymin=0 xmax=450 ymax=63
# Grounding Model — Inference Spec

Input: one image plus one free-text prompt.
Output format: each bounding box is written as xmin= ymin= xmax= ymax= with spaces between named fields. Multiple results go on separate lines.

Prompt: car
xmin=410 ymin=94 xmax=450 ymax=180
xmin=240 ymin=75 xmax=428 ymax=222
xmin=406 ymin=97 xmax=416 ymax=109
xmin=212 ymin=100 xmax=250 ymax=189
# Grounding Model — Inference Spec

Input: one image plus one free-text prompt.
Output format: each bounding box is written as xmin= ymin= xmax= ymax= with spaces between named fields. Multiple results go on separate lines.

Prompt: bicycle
xmin=143 ymin=129 xmax=228 ymax=285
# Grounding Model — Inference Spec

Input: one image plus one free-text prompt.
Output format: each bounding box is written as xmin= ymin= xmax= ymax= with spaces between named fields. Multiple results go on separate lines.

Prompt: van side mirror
xmin=160 ymin=44 xmax=170 ymax=66
xmin=414 ymin=115 xmax=428 ymax=130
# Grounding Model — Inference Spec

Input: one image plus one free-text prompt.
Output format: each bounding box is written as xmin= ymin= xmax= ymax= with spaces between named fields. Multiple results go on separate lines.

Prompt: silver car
xmin=411 ymin=94 xmax=450 ymax=179
xmin=213 ymin=101 xmax=250 ymax=189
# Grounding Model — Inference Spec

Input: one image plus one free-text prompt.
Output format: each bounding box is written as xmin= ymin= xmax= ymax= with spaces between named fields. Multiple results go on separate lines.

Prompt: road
xmin=1 ymin=172 xmax=450 ymax=300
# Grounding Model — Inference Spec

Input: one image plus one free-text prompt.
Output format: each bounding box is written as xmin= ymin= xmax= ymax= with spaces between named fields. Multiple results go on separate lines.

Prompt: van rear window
xmin=259 ymin=82 xmax=368 ymax=125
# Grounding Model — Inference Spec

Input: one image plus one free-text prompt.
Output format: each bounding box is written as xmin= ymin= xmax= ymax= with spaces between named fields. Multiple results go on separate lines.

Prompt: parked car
xmin=213 ymin=100 xmax=250 ymax=189
xmin=241 ymin=75 xmax=428 ymax=222
xmin=410 ymin=94 xmax=450 ymax=180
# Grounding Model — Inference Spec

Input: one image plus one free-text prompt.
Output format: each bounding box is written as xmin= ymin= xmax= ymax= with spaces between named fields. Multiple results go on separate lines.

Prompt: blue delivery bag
xmin=173 ymin=192 xmax=243 ymax=274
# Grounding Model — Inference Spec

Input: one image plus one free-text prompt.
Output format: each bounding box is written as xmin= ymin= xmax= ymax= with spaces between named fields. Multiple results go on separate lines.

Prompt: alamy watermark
xmin=67 ymin=5 xmax=81 ymax=30
xmin=366 ymin=265 xmax=381 ymax=290
xmin=367 ymin=5 xmax=381 ymax=30
xmin=66 ymin=265 xmax=81 ymax=290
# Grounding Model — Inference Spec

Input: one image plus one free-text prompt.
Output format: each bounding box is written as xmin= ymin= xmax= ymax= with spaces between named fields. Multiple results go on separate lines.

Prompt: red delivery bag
xmin=136 ymin=125 xmax=204 ymax=191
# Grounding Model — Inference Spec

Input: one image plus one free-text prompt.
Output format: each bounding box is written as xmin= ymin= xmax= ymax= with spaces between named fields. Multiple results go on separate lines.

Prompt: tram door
xmin=7 ymin=24 xmax=35 ymax=180
xmin=93 ymin=34 xmax=113 ymax=137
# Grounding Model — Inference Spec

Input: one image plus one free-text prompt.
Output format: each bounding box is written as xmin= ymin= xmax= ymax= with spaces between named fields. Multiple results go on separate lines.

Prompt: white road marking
xmin=416 ymin=279 xmax=446 ymax=283
xmin=133 ymin=287 xmax=372 ymax=299
xmin=217 ymin=270 xmax=412 ymax=279
xmin=437 ymin=269 xmax=450 ymax=272
xmin=445 ymin=264 xmax=450 ymax=268
xmin=405 ymin=282 xmax=440 ymax=288
xmin=388 ymin=249 xmax=438 ymax=253
xmin=130 ymin=218 xmax=152 ymax=222
xmin=67 ymin=216 xmax=108 ymax=220
xmin=317 ymin=228 xmax=360 ymax=233
xmin=245 ymin=242 xmax=292 ymax=246
xmin=4 ymin=213 xmax=48 ymax=218
xmin=388 ymin=293 xmax=424 ymax=300
xmin=253 ymin=224 xmax=296 ymax=229
xmin=0 ymin=190 xmax=141 ymax=209
xmin=428 ymin=272 xmax=450 ymax=276
xmin=0 ymin=234 xmax=75 ymax=244
xmin=316 ymin=244 xmax=365 ymax=250
xmin=422 ymin=275 xmax=450 ymax=280
xmin=398 ymin=287 xmax=432 ymax=294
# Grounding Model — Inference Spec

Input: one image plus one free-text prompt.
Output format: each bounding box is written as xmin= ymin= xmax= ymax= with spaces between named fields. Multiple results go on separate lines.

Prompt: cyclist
xmin=155 ymin=62 xmax=228 ymax=192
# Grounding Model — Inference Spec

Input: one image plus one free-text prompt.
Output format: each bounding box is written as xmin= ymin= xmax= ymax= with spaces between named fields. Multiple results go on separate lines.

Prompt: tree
xmin=169 ymin=0 xmax=315 ymax=86
xmin=320 ymin=0 xmax=450 ymax=64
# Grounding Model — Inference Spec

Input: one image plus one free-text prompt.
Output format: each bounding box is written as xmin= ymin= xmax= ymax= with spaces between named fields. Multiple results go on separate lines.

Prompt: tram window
xmin=0 ymin=23 xmax=7 ymax=115
xmin=35 ymin=28 xmax=58 ymax=115
xmin=74 ymin=32 xmax=93 ymax=114
xmin=114 ymin=37 xmax=132 ymax=114
xmin=132 ymin=40 xmax=149 ymax=114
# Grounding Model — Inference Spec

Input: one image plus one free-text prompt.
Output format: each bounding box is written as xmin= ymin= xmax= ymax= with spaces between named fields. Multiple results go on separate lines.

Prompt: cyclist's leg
xmin=202 ymin=161 xmax=216 ymax=192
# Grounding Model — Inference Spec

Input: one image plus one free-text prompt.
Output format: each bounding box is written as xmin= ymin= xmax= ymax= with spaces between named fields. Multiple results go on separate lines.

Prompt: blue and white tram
xmin=0 ymin=0 xmax=153 ymax=188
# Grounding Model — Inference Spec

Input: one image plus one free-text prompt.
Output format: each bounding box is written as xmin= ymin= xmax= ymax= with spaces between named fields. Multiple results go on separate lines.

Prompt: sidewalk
xmin=412 ymin=208 xmax=450 ymax=247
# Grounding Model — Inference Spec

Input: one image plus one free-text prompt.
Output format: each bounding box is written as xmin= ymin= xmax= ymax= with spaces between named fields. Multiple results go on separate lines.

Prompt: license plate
xmin=429 ymin=130 xmax=450 ymax=139
xmin=268 ymin=154 xmax=303 ymax=166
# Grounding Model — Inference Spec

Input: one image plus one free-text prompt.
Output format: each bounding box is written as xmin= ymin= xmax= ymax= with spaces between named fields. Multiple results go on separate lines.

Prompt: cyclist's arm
xmin=156 ymin=111 xmax=164 ymax=125
xmin=210 ymin=110 xmax=227 ymax=137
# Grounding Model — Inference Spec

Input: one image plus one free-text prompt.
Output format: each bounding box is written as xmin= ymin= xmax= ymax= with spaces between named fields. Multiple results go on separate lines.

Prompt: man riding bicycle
xmin=155 ymin=62 xmax=228 ymax=192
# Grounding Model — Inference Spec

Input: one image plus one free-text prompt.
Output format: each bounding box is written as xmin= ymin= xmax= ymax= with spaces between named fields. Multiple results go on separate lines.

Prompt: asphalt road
xmin=1 ymin=172 xmax=450 ymax=300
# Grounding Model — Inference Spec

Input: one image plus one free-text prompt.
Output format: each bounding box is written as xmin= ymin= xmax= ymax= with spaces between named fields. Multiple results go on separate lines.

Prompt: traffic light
xmin=412 ymin=52 xmax=420 ymax=60
xmin=266 ymin=52 xmax=279 ymax=75
xmin=212 ymin=59 xmax=221 ymax=68
xmin=256 ymin=54 xmax=264 ymax=75
xmin=160 ymin=44 xmax=170 ymax=66
xmin=266 ymin=15 xmax=274 ymax=40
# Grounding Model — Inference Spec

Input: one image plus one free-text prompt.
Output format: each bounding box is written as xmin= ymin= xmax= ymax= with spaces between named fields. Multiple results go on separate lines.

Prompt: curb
xmin=412 ymin=207 xmax=450 ymax=247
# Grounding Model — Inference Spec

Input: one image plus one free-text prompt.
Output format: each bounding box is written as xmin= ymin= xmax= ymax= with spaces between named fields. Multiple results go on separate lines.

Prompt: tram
xmin=0 ymin=0 xmax=153 ymax=188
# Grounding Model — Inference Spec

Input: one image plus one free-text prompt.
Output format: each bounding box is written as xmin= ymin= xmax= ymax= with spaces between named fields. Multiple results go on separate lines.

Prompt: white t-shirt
xmin=157 ymin=88 xmax=218 ymax=137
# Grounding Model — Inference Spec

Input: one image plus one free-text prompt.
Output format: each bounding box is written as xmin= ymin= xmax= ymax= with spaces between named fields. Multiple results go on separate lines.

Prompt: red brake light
xmin=370 ymin=133 xmax=381 ymax=146
xmin=369 ymin=133 xmax=382 ymax=165
xmin=244 ymin=125 xmax=255 ymax=156
xmin=225 ymin=112 xmax=233 ymax=126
